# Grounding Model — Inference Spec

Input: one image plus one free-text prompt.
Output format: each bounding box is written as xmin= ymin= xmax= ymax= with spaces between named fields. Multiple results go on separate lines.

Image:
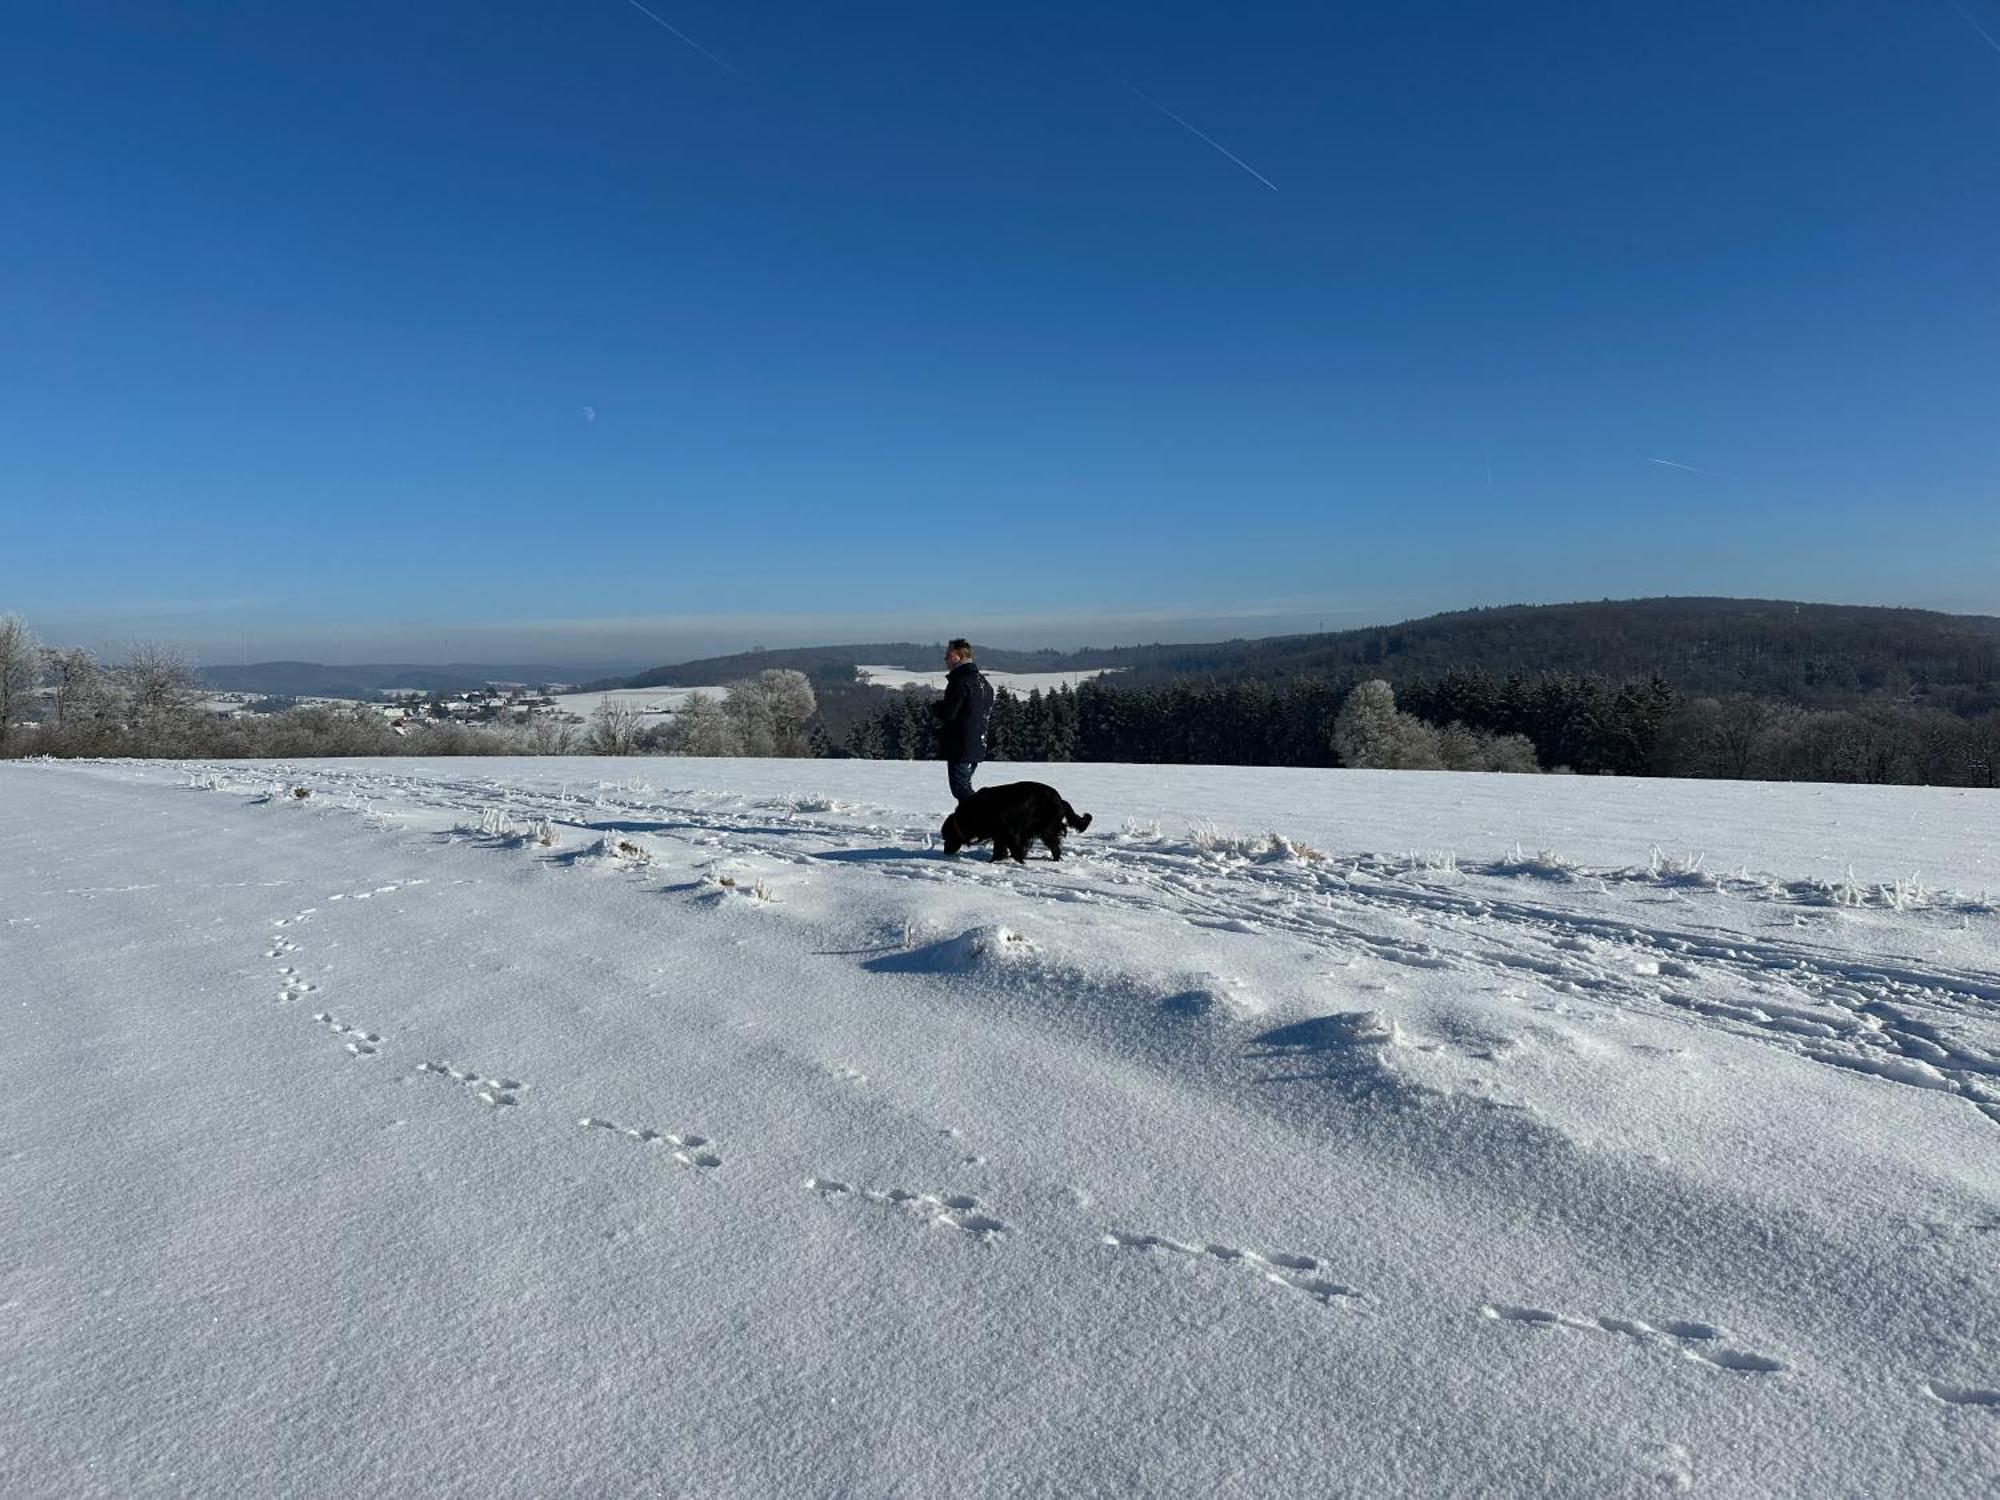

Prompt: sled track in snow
xmin=190 ymin=763 xmax=2000 ymax=1126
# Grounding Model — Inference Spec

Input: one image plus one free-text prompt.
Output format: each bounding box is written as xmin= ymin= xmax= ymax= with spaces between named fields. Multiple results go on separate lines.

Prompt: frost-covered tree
xmin=40 ymin=646 xmax=120 ymax=754
xmin=717 ymin=670 xmax=816 ymax=758
xmin=514 ymin=714 xmax=579 ymax=755
xmin=1478 ymin=732 xmax=1541 ymax=774
xmin=1436 ymin=722 xmax=1540 ymax=773
xmin=585 ymin=697 xmax=644 ymax=755
xmin=121 ymin=641 xmax=202 ymax=755
xmin=723 ymin=683 xmax=774 ymax=756
xmin=263 ymin=705 xmax=401 ymax=757
xmin=0 ymin=614 xmax=42 ymax=754
xmin=755 ymin=669 xmax=818 ymax=757
xmin=663 ymin=691 xmax=740 ymax=756
xmin=1333 ymin=680 xmax=1442 ymax=770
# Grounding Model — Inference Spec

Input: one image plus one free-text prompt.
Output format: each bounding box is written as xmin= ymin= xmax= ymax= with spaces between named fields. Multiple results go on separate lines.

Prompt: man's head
xmin=944 ymin=637 xmax=973 ymax=668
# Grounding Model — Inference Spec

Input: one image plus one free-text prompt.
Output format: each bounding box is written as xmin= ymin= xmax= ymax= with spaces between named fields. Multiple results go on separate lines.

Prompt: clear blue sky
xmin=4 ymin=1 xmax=1998 ymax=663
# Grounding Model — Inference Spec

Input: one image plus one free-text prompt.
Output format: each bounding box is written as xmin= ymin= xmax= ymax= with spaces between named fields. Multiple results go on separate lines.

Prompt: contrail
xmin=1947 ymin=0 xmax=2000 ymax=57
xmin=1647 ymin=457 xmax=1713 ymax=475
xmin=620 ymin=0 xmax=742 ymax=76
xmin=1098 ymin=65 xmax=1277 ymax=191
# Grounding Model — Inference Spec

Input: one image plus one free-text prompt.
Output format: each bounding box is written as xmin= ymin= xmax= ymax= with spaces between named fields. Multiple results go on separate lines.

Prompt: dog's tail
xmin=1062 ymin=801 xmax=1093 ymax=832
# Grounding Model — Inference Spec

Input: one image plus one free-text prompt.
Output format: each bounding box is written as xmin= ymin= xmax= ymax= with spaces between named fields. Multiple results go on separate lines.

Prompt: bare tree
xmin=585 ymin=697 xmax=644 ymax=755
xmin=121 ymin=641 xmax=203 ymax=755
xmin=40 ymin=646 xmax=121 ymax=754
xmin=514 ymin=714 xmax=580 ymax=755
xmin=0 ymin=614 xmax=42 ymax=754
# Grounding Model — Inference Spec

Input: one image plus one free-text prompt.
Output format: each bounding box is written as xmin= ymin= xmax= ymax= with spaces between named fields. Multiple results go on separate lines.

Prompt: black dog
xmin=940 ymin=781 xmax=1093 ymax=863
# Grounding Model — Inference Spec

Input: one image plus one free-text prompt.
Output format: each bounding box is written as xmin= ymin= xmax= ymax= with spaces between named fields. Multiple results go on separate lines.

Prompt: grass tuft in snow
xmin=1645 ymin=848 xmax=1718 ymax=889
xmin=1486 ymin=845 xmax=1578 ymax=881
xmin=1187 ymin=822 xmax=1326 ymax=863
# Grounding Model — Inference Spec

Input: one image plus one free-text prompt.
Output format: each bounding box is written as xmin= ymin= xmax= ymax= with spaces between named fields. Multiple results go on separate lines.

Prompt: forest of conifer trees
xmin=843 ymin=671 xmax=2000 ymax=788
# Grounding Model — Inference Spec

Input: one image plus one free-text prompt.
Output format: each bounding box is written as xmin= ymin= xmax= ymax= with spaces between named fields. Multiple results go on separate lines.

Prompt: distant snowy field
xmin=854 ymin=664 xmax=1120 ymax=693
xmin=4 ymin=757 xmax=1997 ymax=1498
xmin=547 ymin=686 xmax=725 ymax=720
xmin=552 ymin=672 xmax=1128 ymax=732
xmin=549 ymin=667 xmax=1119 ymax=725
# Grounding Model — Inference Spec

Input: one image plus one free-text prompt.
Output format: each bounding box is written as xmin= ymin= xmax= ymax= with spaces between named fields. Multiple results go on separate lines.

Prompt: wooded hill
xmin=607 ymin=598 xmax=2000 ymax=714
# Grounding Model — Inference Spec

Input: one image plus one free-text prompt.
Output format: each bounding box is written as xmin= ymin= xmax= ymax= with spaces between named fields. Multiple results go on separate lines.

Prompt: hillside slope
xmin=4 ymin=759 xmax=1997 ymax=1497
xmin=607 ymin=598 xmax=2000 ymax=710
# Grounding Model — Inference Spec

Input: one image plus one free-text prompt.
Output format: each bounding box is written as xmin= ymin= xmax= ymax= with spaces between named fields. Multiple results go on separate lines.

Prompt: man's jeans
xmin=948 ymin=762 xmax=978 ymax=802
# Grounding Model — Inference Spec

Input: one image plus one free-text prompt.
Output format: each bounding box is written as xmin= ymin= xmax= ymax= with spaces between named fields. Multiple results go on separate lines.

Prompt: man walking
xmin=933 ymin=638 xmax=995 ymax=803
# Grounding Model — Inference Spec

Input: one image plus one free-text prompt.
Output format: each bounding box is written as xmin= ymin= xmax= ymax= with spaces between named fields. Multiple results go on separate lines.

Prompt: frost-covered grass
xmin=4 ymin=756 xmax=1997 ymax=1498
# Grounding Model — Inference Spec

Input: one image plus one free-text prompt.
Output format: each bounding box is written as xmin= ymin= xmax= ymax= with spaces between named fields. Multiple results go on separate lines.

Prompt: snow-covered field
xmin=550 ymin=667 xmax=1117 ymax=726
xmin=4 ymin=757 xmax=1997 ymax=1498
xmin=548 ymin=686 xmax=725 ymax=721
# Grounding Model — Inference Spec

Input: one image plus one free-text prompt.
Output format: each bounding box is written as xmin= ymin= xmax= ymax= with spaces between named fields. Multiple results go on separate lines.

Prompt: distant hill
xmin=198 ymin=662 xmax=646 ymax=698
xmin=1109 ymin=598 xmax=2000 ymax=707
xmin=602 ymin=599 xmax=2000 ymax=713
xmin=593 ymin=642 xmax=1121 ymax=691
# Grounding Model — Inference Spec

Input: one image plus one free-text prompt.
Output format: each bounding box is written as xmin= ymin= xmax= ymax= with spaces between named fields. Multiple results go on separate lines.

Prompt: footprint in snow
xmin=578 ymin=1115 xmax=721 ymax=1171
xmin=808 ymin=1178 xmax=1007 ymax=1238
xmin=312 ymin=1011 xmax=382 ymax=1056
xmin=417 ymin=1061 xmax=525 ymax=1108
xmin=1925 ymin=1379 xmax=2000 ymax=1408
xmin=1103 ymin=1230 xmax=1361 ymax=1307
xmin=275 ymin=968 xmax=318 ymax=1003
xmin=1480 ymin=1304 xmax=1785 ymax=1375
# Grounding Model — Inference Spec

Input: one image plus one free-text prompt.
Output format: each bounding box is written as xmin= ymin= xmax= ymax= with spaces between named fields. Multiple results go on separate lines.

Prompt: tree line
xmin=5 ymin=611 xmax=1996 ymax=786
xmin=839 ymin=669 xmax=2000 ymax=787
xmin=0 ymin=615 xmax=826 ymax=763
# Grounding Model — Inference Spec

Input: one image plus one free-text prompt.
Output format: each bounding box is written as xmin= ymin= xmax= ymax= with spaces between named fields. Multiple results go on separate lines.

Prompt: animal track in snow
xmin=328 ymin=879 xmax=426 ymax=903
xmin=1687 ymin=1347 xmax=1785 ymax=1375
xmin=417 ymin=1060 xmax=525 ymax=1108
xmin=1480 ymin=1304 xmax=1785 ymax=1375
xmin=1925 ymin=1378 xmax=2000 ymax=1408
xmin=1103 ymin=1230 xmax=1361 ymax=1307
xmin=273 ymin=966 xmax=318 ymax=1003
xmin=578 ymin=1115 xmax=721 ymax=1170
xmin=312 ymin=1012 xmax=382 ymax=1056
xmin=807 ymin=1178 xmax=1007 ymax=1238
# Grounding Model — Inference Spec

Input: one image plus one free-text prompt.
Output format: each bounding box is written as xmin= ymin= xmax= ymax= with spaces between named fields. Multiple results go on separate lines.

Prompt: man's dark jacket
xmin=933 ymin=660 xmax=996 ymax=761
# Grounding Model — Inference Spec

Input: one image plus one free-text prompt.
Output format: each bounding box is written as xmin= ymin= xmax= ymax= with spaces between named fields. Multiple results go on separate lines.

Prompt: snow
xmin=546 ymin=666 xmax=1119 ymax=726
xmin=547 ymin=686 xmax=726 ymax=721
xmin=3 ymin=756 xmax=1997 ymax=1498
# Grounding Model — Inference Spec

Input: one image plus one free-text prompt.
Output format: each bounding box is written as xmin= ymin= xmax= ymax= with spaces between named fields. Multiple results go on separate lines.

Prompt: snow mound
xmin=926 ymin=923 xmax=1035 ymax=970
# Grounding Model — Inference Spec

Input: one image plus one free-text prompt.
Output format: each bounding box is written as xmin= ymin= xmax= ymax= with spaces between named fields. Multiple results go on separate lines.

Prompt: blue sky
xmin=4 ymin=1 xmax=1998 ymax=663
